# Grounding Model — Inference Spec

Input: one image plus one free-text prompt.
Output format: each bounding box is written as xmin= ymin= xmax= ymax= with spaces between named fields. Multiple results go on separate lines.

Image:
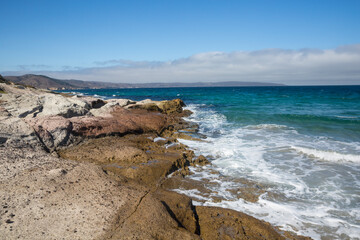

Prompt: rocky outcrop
xmin=0 ymin=83 xmax=92 ymax=119
xmin=26 ymin=107 xmax=167 ymax=151
xmin=196 ymin=206 xmax=285 ymax=240
xmin=0 ymin=82 xmax=308 ymax=240
xmin=126 ymin=98 xmax=187 ymax=115
xmin=58 ymin=134 xmax=194 ymax=187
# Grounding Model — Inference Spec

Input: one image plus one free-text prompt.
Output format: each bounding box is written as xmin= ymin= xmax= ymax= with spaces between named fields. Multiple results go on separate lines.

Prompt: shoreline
xmin=0 ymin=80 xmax=310 ymax=239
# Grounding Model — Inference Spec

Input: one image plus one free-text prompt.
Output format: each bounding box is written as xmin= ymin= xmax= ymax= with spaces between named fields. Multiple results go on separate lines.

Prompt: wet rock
xmin=196 ymin=206 xmax=285 ymax=240
xmin=192 ymin=155 xmax=210 ymax=166
xmin=153 ymin=189 xmax=199 ymax=235
xmin=108 ymin=191 xmax=200 ymax=240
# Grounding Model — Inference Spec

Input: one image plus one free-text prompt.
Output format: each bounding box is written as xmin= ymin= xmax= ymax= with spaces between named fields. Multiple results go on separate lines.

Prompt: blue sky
xmin=1 ymin=0 xmax=360 ymax=84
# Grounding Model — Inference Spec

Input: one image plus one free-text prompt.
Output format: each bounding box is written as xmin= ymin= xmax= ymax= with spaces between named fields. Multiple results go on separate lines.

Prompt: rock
xmin=107 ymin=98 xmax=135 ymax=107
xmin=0 ymin=83 xmax=91 ymax=118
xmin=192 ymin=155 xmax=210 ymax=166
xmin=78 ymin=96 xmax=106 ymax=109
xmin=127 ymin=102 xmax=163 ymax=112
xmin=0 ymin=107 xmax=41 ymax=148
xmin=38 ymin=94 xmax=90 ymax=118
xmin=59 ymin=135 xmax=194 ymax=187
xmin=158 ymin=98 xmax=186 ymax=114
xmin=195 ymin=206 xmax=285 ymax=240
xmin=25 ymin=116 xmax=75 ymax=151
xmin=108 ymin=190 xmax=200 ymax=240
xmin=110 ymin=107 xmax=167 ymax=134
xmin=58 ymin=136 xmax=149 ymax=165
xmin=26 ymin=107 xmax=168 ymax=150
xmin=0 ymin=145 xmax=146 ymax=240
xmin=72 ymin=108 xmax=167 ymax=137
xmin=153 ymin=189 xmax=199 ymax=235
xmin=90 ymin=98 xmax=134 ymax=117
xmin=125 ymin=98 xmax=185 ymax=115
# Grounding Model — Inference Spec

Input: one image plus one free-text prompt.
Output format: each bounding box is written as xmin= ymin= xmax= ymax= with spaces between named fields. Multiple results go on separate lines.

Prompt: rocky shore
xmin=0 ymin=77 xmax=310 ymax=239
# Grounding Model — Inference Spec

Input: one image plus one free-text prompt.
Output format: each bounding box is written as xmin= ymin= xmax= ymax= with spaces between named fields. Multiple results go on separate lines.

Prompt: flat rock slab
xmin=0 ymin=146 xmax=145 ymax=240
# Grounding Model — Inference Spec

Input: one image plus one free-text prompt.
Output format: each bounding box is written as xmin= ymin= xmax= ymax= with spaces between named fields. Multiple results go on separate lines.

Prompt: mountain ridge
xmin=4 ymin=74 xmax=285 ymax=90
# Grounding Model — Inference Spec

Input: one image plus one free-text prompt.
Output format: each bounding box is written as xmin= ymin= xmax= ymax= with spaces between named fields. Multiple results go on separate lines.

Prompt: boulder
xmin=158 ymin=98 xmax=186 ymax=114
xmin=26 ymin=116 xmax=75 ymax=151
xmin=90 ymin=98 xmax=134 ymax=117
xmin=37 ymin=94 xmax=90 ymax=118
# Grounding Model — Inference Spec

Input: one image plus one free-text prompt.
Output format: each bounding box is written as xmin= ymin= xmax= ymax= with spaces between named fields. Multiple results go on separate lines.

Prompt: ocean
xmin=62 ymin=86 xmax=360 ymax=239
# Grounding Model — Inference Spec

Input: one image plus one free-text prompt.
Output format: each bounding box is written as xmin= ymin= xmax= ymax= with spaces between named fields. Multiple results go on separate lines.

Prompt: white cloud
xmin=3 ymin=44 xmax=360 ymax=85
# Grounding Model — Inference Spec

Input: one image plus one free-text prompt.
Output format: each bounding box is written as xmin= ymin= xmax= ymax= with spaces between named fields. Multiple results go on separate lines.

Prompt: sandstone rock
xmin=25 ymin=107 xmax=168 ymax=150
xmin=158 ymin=98 xmax=185 ymax=114
xmin=153 ymin=189 xmax=199 ymax=235
xmin=125 ymin=98 xmax=185 ymax=115
xmin=108 ymin=191 xmax=200 ymax=240
xmin=128 ymin=102 xmax=163 ymax=112
xmin=59 ymin=135 xmax=194 ymax=187
xmin=196 ymin=206 xmax=285 ymax=240
xmin=0 ymin=145 xmax=145 ymax=240
xmin=58 ymin=136 xmax=149 ymax=165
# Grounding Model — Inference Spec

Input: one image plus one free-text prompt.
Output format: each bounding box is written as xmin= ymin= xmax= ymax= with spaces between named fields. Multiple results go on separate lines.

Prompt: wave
xmin=277 ymin=113 xmax=360 ymax=124
xmin=244 ymin=124 xmax=292 ymax=130
xmin=292 ymin=146 xmax=360 ymax=163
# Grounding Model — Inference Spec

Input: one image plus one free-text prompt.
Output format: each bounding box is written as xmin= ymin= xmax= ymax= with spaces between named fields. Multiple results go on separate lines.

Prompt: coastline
xmin=0 ymin=80 xmax=310 ymax=239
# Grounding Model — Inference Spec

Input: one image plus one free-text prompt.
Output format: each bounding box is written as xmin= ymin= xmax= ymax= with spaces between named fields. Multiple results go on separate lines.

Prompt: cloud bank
xmin=3 ymin=44 xmax=360 ymax=85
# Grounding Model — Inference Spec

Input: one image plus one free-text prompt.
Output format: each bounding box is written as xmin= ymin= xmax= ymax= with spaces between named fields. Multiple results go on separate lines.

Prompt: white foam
xmin=244 ymin=124 xmax=291 ymax=130
xmin=176 ymin=103 xmax=360 ymax=239
xmin=154 ymin=137 xmax=167 ymax=142
xmin=292 ymin=146 xmax=360 ymax=163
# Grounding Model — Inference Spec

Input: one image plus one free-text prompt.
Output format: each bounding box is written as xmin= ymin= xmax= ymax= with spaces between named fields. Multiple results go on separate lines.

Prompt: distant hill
xmin=4 ymin=74 xmax=285 ymax=90
xmin=0 ymin=74 xmax=12 ymax=84
xmin=136 ymin=81 xmax=285 ymax=88
xmin=4 ymin=74 xmax=131 ymax=90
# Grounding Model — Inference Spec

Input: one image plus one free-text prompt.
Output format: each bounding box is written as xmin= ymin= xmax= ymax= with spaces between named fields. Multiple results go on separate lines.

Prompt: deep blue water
xmin=61 ymin=86 xmax=360 ymax=239
xmin=65 ymin=86 xmax=360 ymax=142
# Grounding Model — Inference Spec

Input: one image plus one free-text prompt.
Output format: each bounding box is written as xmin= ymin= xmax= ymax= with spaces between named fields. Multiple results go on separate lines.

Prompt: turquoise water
xmin=64 ymin=86 xmax=360 ymax=239
xmin=70 ymin=86 xmax=360 ymax=143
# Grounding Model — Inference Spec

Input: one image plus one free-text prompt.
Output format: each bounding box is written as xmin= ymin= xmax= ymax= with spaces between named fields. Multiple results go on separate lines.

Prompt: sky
xmin=1 ymin=0 xmax=360 ymax=85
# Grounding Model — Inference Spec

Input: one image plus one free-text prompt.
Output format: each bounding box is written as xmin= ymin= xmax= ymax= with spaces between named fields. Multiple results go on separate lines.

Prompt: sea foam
xmin=178 ymin=104 xmax=360 ymax=240
xmin=292 ymin=146 xmax=360 ymax=163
